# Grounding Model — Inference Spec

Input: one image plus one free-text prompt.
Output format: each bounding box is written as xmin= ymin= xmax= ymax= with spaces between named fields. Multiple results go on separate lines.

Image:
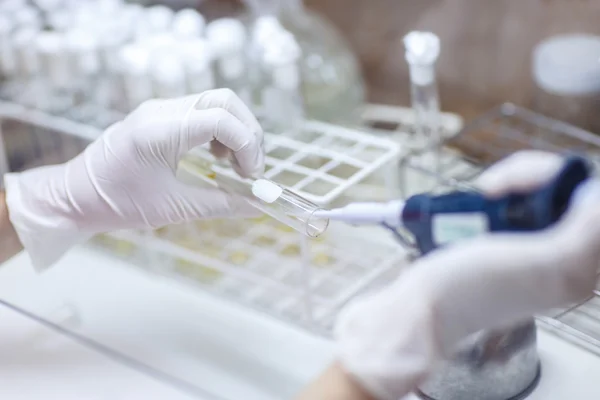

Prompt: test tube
xmin=178 ymin=150 xmax=330 ymax=238
xmin=403 ymin=31 xmax=442 ymax=168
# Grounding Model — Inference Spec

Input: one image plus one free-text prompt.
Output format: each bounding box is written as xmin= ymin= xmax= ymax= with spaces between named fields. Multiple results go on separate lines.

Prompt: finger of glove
xmin=474 ymin=150 xmax=564 ymax=197
xmin=208 ymin=141 xmax=264 ymax=180
xmin=194 ymin=89 xmax=263 ymax=138
xmin=194 ymin=89 xmax=265 ymax=177
xmin=210 ymin=140 xmax=230 ymax=159
xmin=185 ymin=108 xmax=263 ymax=177
xmin=556 ymin=178 xmax=600 ymax=254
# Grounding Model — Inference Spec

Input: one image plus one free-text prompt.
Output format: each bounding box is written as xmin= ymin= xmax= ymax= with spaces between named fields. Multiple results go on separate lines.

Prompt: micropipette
xmin=315 ymin=155 xmax=595 ymax=255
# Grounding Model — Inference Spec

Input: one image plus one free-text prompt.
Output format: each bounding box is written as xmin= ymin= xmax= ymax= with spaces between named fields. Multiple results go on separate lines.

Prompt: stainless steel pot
xmin=418 ymin=318 xmax=541 ymax=400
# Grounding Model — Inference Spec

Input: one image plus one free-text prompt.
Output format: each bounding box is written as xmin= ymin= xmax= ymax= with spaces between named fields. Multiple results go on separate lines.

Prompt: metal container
xmin=418 ymin=318 xmax=541 ymax=400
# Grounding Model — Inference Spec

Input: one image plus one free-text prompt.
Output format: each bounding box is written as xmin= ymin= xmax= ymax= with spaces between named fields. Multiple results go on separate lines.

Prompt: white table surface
xmin=0 ymin=247 xmax=334 ymax=400
xmin=2 ymin=247 xmax=600 ymax=400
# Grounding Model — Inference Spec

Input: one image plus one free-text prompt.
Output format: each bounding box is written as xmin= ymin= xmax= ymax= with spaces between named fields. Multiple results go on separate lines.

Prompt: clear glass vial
xmin=244 ymin=0 xmax=365 ymax=124
xmin=178 ymin=149 xmax=329 ymax=238
xmin=259 ymin=29 xmax=304 ymax=134
xmin=532 ymin=34 xmax=600 ymax=135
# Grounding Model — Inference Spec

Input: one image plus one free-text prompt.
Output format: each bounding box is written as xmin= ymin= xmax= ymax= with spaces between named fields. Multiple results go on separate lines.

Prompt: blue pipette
xmin=315 ymin=155 xmax=595 ymax=255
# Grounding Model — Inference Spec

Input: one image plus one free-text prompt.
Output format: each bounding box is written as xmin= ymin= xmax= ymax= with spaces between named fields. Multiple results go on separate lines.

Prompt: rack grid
xmin=0 ymin=99 xmax=425 ymax=336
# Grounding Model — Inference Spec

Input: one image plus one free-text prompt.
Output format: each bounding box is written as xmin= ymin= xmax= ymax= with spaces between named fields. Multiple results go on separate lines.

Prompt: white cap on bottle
xmin=12 ymin=28 xmax=40 ymax=76
xmin=179 ymin=38 xmax=213 ymax=70
xmin=172 ymin=8 xmax=206 ymax=39
xmin=120 ymin=44 xmax=153 ymax=107
xmin=0 ymin=17 xmax=17 ymax=76
xmin=14 ymin=6 xmax=42 ymax=29
xmin=252 ymin=15 xmax=284 ymax=45
xmin=33 ymin=0 xmax=63 ymax=11
xmin=403 ymin=31 xmax=440 ymax=85
xmin=36 ymin=31 xmax=71 ymax=88
xmin=206 ymin=18 xmax=247 ymax=57
xmin=179 ymin=39 xmax=215 ymax=93
xmin=119 ymin=44 xmax=150 ymax=76
xmin=206 ymin=18 xmax=247 ymax=79
xmin=65 ymin=29 xmax=100 ymax=76
xmin=96 ymin=0 xmax=124 ymax=15
xmin=146 ymin=5 xmax=175 ymax=32
xmin=140 ymin=32 xmax=178 ymax=54
xmin=151 ymin=54 xmax=187 ymax=98
xmin=533 ymin=34 xmax=600 ymax=96
xmin=1 ymin=0 xmax=27 ymax=13
xmin=48 ymin=10 xmax=72 ymax=31
xmin=262 ymin=31 xmax=301 ymax=90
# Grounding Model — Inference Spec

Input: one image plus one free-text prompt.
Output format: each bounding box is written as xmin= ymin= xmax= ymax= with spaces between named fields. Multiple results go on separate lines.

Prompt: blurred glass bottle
xmin=243 ymin=0 xmax=365 ymax=124
xmin=532 ymin=34 xmax=600 ymax=135
xmin=259 ymin=30 xmax=304 ymax=134
xmin=206 ymin=18 xmax=252 ymax=106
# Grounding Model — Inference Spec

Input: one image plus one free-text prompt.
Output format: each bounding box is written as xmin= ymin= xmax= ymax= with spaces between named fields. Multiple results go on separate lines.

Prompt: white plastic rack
xmin=1 ymin=100 xmax=435 ymax=335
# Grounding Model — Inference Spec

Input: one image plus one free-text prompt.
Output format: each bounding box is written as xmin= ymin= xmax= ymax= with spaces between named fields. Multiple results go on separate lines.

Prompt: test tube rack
xmin=6 ymin=98 xmax=600 ymax=359
xmin=0 ymin=99 xmax=427 ymax=336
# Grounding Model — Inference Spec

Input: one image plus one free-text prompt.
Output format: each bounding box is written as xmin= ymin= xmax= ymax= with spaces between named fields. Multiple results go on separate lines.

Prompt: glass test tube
xmin=403 ymin=31 xmax=442 ymax=170
xmin=178 ymin=150 xmax=329 ymax=238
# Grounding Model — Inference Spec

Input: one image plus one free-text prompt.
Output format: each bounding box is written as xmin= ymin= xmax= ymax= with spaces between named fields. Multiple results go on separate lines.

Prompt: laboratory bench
xmin=3 ymin=246 xmax=600 ymax=399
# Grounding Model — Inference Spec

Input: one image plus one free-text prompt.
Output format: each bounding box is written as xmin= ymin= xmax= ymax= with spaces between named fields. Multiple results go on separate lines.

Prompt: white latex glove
xmin=335 ymin=150 xmax=600 ymax=400
xmin=4 ymin=89 xmax=264 ymax=270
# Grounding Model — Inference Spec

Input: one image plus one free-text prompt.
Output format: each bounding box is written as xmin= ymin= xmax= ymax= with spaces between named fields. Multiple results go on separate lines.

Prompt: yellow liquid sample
xmin=250 ymin=214 xmax=270 ymax=224
xmin=281 ymin=244 xmax=301 ymax=257
xmin=312 ymin=252 xmax=333 ymax=267
xmin=228 ymin=250 xmax=249 ymax=265
xmin=174 ymin=243 xmax=222 ymax=283
xmin=174 ymin=259 xmax=222 ymax=284
xmin=154 ymin=226 xmax=170 ymax=238
xmin=253 ymin=235 xmax=277 ymax=247
xmin=95 ymin=234 xmax=136 ymax=257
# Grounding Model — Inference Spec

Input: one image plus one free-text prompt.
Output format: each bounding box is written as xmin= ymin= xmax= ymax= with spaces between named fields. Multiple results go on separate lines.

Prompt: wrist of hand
xmin=335 ymin=270 xmax=441 ymax=400
xmin=295 ymin=362 xmax=376 ymax=400
xmin=0 ymin=189 xmax=23 ymax=262
xmin=4 ymin=163 xmax=92 ymax=270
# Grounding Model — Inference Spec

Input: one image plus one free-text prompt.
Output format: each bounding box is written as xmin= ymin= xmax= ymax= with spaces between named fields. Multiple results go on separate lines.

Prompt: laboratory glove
xmin=335 ymin=150 xmax=600 ymax=400
xmin=4 ymin=89 xmax=264 ymax=270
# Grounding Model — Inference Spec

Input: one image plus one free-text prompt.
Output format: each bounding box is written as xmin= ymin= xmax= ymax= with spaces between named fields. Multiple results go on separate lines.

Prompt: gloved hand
xmin=4 ymin=89 xmax=264 ymax=270
xmin=335 ymin=150 xmax=600 ymax=400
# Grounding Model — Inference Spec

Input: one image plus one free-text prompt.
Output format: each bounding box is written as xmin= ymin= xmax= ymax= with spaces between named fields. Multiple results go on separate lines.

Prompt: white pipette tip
xmin=314 ymin=200 xmax=405 ymax=227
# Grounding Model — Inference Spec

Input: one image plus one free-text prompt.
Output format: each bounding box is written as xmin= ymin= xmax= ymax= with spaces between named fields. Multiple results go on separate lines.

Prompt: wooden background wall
xmin=303 ymin=0 xmax=600 ymax=120
xmin=192 ymin=0 xmax=600 ymax=120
